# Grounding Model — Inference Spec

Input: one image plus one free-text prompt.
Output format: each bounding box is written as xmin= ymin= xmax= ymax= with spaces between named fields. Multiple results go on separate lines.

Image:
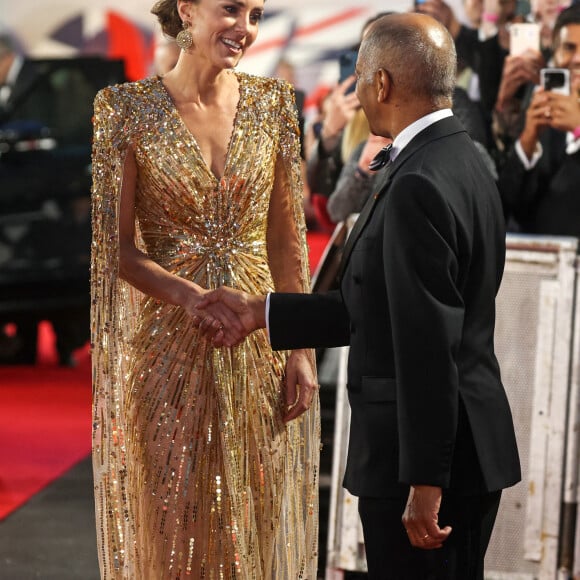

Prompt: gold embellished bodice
xmin=132 ymin=76 xmax=274 ymax=290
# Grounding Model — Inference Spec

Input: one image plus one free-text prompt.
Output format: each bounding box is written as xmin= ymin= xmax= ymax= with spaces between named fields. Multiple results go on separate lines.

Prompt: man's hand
xmin=283 ymin=349 xmax=318 ymax=422
xmin=519 ymin=87 xmax=553 ymax=159
xmin=195 ymin=286 xmax=267 ymax=347
xmin=319 ymin=78 xmax=361 ymax=152
xmin=495 ymin=51 xmax=544 ymax=113
xmin=402 ymin=485 xmax=452 ymax=550
xmin=182 ymin=286 xmax=245 ymax=344
xmin=546 ymin=78 xmax=580 ymax=133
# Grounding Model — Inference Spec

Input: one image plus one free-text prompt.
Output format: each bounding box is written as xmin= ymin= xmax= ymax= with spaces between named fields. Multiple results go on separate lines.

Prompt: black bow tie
xmin=368 ymin=143 xmax=393 ymax=171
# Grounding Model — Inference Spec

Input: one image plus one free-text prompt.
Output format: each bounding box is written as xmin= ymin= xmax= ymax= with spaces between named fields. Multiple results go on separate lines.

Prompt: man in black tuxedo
xmin=198 ymin=12 xmax=521 ymax=579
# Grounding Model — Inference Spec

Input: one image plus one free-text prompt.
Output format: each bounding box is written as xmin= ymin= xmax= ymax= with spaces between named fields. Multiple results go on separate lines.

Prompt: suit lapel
xmin=337 ymin=116 xmax=466 ymax=280
xmin=338 ymin=165 xmax=392 ymax=279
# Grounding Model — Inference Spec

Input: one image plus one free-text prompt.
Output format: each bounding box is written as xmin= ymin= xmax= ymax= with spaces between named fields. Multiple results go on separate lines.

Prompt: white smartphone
xmin=509 ymin=22 xmax=540 ymax=56
xmin=540 ymin=68 xmax=571 ymax=95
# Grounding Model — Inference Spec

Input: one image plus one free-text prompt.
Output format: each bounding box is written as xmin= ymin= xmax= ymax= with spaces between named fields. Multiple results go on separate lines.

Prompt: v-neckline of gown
xmin=157 ymin=71 xmax=244 ymax=184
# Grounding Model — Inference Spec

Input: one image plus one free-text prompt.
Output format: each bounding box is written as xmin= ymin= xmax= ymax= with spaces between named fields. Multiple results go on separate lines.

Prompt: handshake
xmin=192 ymin=286 xmax=266 ymax=348
xmin=192 ymin=286 xmax=318 ymax=422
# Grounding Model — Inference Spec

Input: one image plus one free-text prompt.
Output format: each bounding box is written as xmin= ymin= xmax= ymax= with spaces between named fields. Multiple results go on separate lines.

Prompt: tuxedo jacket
xmin=498 ymin=128 xmax=580 ymax=237
xmin=270 ymin=115 xmax=521 ymax=498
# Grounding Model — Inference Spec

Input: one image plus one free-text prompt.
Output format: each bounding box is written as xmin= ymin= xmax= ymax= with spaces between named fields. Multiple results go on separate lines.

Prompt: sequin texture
xmin=91 ymin=73 xmax=320 ymax=579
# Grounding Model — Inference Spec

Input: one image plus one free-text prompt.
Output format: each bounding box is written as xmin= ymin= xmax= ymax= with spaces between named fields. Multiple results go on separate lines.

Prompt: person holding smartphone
xmin=497 ymin=4 xmax=580 ymax=237
xmin=415 ymin=0 xmax=531 ymax=165
xmin=305 ymin=12 xmax=391 ymax=207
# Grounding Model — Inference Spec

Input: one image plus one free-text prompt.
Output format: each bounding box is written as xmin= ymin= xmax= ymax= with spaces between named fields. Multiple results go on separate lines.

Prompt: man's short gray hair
xmin=359 ymin=15 xmax=457 ymax=109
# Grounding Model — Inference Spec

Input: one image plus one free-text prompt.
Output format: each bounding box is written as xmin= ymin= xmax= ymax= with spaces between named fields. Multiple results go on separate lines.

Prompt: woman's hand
xmin=183 ymin=285 xmax=247 ymax=344
xmin=319 ymin=78 xmax=361 ymax=152
xmin=194 ymin=286 xmax=267 ymax=347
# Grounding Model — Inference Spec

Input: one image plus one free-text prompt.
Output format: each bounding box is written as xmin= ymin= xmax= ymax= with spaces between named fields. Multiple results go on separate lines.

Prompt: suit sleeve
xmin=269 ymin=290 xmax=350 ymax=350
xmin=497 ymin=142 xmax=542 ymax=227
xmin=383 ymin=173 xmax=464 ymax=488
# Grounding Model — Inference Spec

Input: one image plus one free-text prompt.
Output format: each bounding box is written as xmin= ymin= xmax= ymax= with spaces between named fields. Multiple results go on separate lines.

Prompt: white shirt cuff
xmin=265 ymin=292 xmax=271 ymax=343
xmin=515 ymin=139 xmax=542 ymax=170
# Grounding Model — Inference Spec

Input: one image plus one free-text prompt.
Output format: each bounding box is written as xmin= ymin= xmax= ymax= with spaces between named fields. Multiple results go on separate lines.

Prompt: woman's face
xmin=181 ymin=0 xmax=265 ymax=69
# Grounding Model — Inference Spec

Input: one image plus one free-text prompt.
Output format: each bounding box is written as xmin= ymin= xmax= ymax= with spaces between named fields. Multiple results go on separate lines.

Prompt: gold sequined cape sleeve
xmin=266 ymin=79 xmax=321 ymax=576
xmin=90 ymin=85 xmax=143 ymax=576
xmin=90 ymin=75 xmax=320 ymax=580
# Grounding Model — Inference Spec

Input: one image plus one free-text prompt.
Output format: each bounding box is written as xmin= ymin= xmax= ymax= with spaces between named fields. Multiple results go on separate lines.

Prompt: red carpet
xmin=0 ymin=323 xmax=92 ymax=520
xmin=307 ymin=231 xmax=331 ymax=274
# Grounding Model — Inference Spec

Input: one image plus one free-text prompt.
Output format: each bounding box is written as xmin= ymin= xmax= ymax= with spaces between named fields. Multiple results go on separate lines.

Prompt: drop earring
xmin=176 ymin=21 xmax=193 ymax=50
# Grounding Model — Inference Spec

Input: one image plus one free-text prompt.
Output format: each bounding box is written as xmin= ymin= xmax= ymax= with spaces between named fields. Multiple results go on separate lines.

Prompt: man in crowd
xmin=497 ymin=4 xmax=580 ymax=236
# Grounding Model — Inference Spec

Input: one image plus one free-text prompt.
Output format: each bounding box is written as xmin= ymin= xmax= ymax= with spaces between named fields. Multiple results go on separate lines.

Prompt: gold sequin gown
xmin=90 ymin=73 xmax=320 ymax=579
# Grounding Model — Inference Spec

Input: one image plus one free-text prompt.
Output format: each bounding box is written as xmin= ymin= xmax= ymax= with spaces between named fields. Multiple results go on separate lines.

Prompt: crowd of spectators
xmin=300 ymin=0 xmax=580 ymax=240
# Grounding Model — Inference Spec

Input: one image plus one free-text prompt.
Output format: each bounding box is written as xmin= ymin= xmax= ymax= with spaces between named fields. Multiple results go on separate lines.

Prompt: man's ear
xmin=376 ymin=68 xmax=391 ymax=103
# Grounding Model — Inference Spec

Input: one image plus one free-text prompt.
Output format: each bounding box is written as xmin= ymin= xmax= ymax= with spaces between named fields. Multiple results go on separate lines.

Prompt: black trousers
xmin=358 ymin=490 xmax=501 ymax=580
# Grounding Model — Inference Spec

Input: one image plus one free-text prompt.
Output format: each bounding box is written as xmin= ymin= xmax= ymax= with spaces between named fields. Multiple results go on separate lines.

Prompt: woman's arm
xmin=267 ymin=80 xmax=319 ymax=421
xmin=117 ymin=147 xmax=205 ymax=316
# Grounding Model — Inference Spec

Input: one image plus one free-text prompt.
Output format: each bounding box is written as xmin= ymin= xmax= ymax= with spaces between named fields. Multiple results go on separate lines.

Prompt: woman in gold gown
xmin=90 ymin=0 xmax=320 ymax=577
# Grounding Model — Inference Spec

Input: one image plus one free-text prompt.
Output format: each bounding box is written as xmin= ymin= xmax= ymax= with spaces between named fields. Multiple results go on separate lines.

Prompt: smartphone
xmin=339 ymin=49 xmax=358 ymax=95
xmin=540 ymin=68 xmax=571 ymax=95
xmin=509 ymin=22 xmax=540 ymax=56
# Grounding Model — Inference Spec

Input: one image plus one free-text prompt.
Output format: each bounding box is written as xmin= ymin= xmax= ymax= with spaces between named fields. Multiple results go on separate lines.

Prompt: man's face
xmin=554 ymin=23 xmax=580 ymax=89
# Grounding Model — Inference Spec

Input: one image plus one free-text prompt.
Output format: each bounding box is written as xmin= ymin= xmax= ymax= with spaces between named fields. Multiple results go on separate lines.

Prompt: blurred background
xmin=1 ymin=0 xmax=446 ymax=89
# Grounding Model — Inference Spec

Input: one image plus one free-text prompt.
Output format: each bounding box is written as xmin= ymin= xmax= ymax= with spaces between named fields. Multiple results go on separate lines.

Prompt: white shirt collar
xmin=390 ymin=109 xmax=453 ymax=162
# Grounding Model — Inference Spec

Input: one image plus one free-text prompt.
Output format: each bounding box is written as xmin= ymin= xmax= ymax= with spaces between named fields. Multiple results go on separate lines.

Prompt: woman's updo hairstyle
xmin=151 ymin=0 xmax=196 ymax=39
